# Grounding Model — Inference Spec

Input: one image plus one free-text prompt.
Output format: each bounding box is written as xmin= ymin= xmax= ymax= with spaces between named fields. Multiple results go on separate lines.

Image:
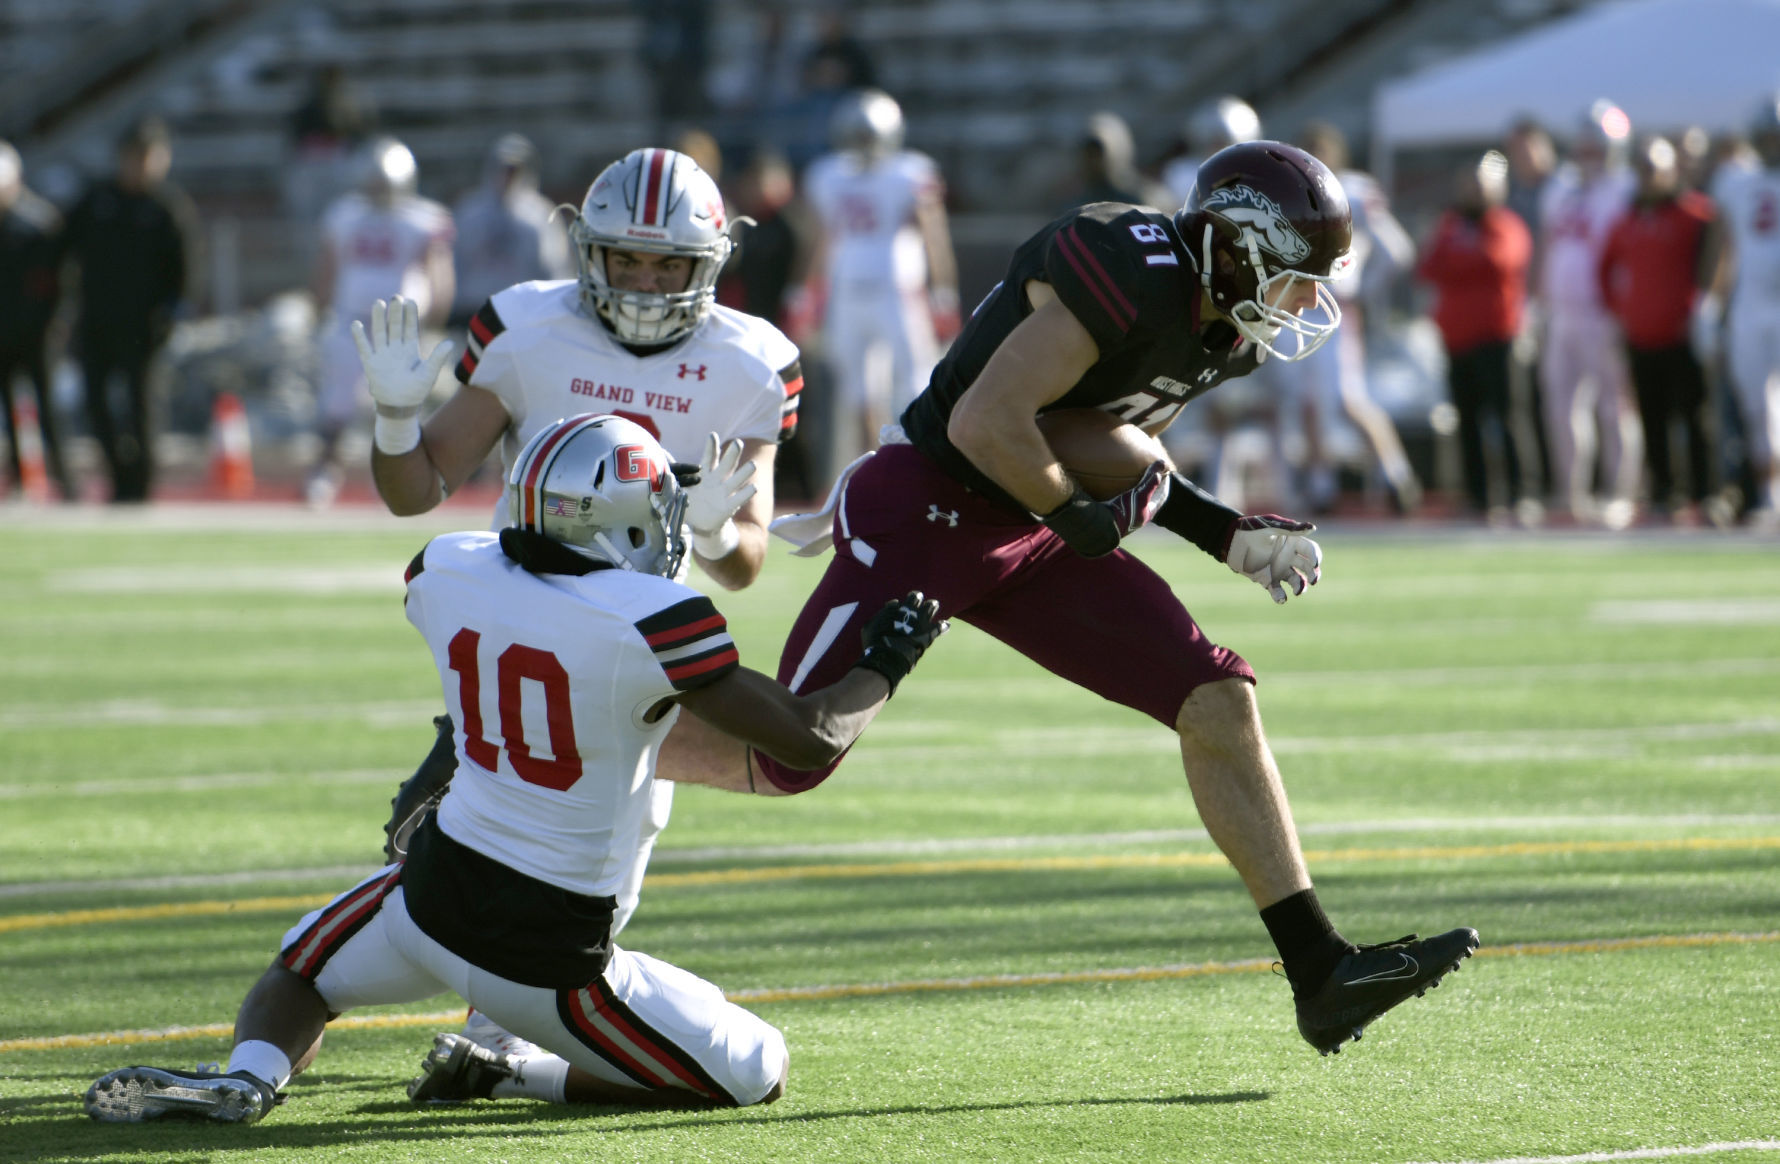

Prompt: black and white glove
xmin=1221 ymin=514 xmax=1322 ymax=604
xmin=351 ymin=296 xmax=454 ymax=456
xmin=1040 ymin=461 xmax=1171 ymax=559
xmin=684 ymin=431 xmax=758 ymax=559
xmin=853 ymin=591 xmax=949 ymax=695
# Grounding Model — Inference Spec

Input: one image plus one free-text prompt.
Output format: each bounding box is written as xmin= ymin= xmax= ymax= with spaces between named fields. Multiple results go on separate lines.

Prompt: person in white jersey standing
xmin=1708 ymin=94 xmax=1780 ymax=526
xmin=310 ymin=136 xmax=455 ymax=507
xmin=360 ymin=146 xmax=804 ymax=1080
xmin=1536 ymin=100 xmax=1641 ymax=525
xmin=82 ymin=415 xmax=948 ymax=1123
xmin=800 ymin=88 xmax=960 ymax=476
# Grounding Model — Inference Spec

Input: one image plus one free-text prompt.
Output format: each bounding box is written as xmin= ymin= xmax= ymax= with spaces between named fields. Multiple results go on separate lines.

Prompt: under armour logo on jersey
xmin=926 ymin=505 xmax=959 ymax=527
xmin=678 ymin=363 xmax=707 ymax=381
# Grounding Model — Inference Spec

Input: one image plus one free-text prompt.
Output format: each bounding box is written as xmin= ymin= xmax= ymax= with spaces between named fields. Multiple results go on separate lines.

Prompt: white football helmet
xmin=569 ymin=148 xmax=733 ymax=345
xmin=356 ymin=136 xmax=418 ymax=206
xmin=830 ymin=88 xmax=904 ymax=158
xmin=506 ymin=413 xmax=688 ymax=577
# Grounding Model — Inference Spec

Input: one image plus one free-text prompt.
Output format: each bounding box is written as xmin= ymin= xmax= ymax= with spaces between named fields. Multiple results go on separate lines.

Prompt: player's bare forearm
xmin=694 ymin=518 xmax=768 ymax=590
xmin=676 ymin=667 xmax=890 ymax=777
xmin=371 ymin=444 xmax=446 ymax=515
xmin=948 ymin=291 xmax=1099 ymax=514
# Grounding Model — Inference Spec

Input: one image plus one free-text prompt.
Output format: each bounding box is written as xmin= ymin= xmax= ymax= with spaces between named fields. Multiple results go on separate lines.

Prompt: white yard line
xmin=5 ymin=813 xmax=1778 ymax=899
xmin=1407 ymin=1140 xmax=1780 ymax=1164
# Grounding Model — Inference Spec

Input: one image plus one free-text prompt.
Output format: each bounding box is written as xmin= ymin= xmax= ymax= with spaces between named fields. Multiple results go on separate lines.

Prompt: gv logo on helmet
xmin=1202 ymin=185 xmax=1312 ymax=264
xmin=615 ymin=444 xmax=668 ymax=491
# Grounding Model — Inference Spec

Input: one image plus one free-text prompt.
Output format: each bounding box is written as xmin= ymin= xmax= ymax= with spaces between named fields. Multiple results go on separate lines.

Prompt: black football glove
xmin=853 ymin=590 xmax=949 ymax=695
xmin=1040 ymin=461 xmax=1171 ymax=558
xmin=669 ymin=461 xmax=701 ymax=488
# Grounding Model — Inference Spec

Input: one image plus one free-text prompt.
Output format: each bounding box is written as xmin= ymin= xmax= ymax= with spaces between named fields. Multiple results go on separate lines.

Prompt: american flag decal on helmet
xmin=517 ymin=414 xmax=606 ymax=529
xmin=635 ymin=596 xmax=738 ymax=690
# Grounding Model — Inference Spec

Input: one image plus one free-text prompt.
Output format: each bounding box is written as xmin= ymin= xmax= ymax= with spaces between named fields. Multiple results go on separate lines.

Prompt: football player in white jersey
xmin=82 ymin=415 xmax=948 ymax=1124
xmin=1709 ymin=95 xmax=1780 ymax=524
xmin=310 ymin=137 xmax=455 ymax=507
xmin=1536 ymin=100 xmax=1642 ymax=525
xmin=359 ymin=147 xmax=803 ymax=1075
xmin=801 ymin=88 xmax=960 ymax=476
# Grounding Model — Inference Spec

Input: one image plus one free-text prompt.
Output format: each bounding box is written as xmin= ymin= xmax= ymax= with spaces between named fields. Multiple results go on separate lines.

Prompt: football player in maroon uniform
xmin=674 ymin=141 xmax=1479 ymax=1056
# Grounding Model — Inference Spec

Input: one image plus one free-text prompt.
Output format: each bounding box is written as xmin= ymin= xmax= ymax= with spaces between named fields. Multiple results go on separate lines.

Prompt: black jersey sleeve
xmin=1040 ymin=208 xmax=1151 ymax=356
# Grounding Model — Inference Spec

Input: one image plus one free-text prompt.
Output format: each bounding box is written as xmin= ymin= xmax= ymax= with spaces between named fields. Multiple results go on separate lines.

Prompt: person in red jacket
xmin=1598 ymin=136 xmax=1721 ymax=520
xmin=1417 ymin=151 xmax=1536 ymax=518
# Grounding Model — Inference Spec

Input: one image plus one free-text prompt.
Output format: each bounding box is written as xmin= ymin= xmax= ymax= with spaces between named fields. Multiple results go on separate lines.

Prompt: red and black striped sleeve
xmin=1041 ymin=210 xmax=1147 ymax=355
xmin=455 ymin=299 xmax=507 ymax=384
xmin=635 ymin=596 xmax=739 ymax=691
xmin=776 ymin=358 xmax=803 ymax=443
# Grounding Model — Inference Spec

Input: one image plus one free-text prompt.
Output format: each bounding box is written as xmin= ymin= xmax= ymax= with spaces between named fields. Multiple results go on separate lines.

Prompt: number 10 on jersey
xmin=446 ymin=628 xmax=583 ymax=791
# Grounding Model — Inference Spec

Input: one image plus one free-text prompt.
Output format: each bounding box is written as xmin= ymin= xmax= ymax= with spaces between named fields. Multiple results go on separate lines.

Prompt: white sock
xmin=490 ymin=1053 xmax=570 ymax=1103
xmin=227 ymin=1040 xmax=293 ymax=1091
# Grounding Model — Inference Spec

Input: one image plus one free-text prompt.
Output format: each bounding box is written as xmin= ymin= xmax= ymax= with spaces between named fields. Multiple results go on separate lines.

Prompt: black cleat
xmin=84 ymin=1066 xmax=279 ymax=1124
xmin=1295 ymin=927 xmax=1480 ymax=1056
xmin=406 ymin=1032 xmax=516 ymax=1103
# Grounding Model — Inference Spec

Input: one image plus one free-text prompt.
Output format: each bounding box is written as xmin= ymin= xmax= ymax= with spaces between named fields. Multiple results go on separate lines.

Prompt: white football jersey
xmin=321 ymin=192 xmax=454 ymax=322
xmin=405 ymin=531 xmax=740 ymax=909
xmin=1538 ymin=167 xmax=1635 ymax=314
xmin=804 ymin=149 xmax=943 ymax=292
xmin=457 ymin=280 xmax=803 ymax=528
xmin=1331 ymin=169 xmax=1415 ymax=306
xmin=1712 ymin=165 xmax=1780 ymax=306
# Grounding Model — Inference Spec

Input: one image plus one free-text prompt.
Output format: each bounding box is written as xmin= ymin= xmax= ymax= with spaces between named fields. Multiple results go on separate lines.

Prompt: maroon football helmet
xmin=1174 ymin=140 xmax=1353 ymax=361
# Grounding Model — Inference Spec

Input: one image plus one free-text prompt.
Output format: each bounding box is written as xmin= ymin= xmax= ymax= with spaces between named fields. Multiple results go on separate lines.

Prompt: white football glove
xmin=1223 ymin=514 xmax=1322 ymax=604
xmin=350 ymin=296 xmax=454 ymax=455
xmin=685 ymin=431 xmax=758 ymax=560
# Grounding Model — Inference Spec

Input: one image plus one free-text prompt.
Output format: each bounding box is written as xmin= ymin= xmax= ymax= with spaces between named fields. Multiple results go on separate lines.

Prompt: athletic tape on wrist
xmin=373 ymin=411 xmax=422 ymax=456
xmin=692 ymin=519 xmax=741 ymax=560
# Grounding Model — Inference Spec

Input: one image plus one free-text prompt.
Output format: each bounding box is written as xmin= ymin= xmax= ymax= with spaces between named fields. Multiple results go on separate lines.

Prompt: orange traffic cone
xmin=10 ymin=392 xmax=51 ymax=502
xmin=208 ymin=391 xmax=254 ymax=499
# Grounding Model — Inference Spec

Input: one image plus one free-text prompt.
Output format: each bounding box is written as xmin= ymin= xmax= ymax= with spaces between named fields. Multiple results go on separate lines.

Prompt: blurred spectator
xmin=1537 ymin=100 xmax=1640 ymax=526
xmin=62 ymin=116 xmax=200 ymax=503
xmin=717 ymin=146 xmax=819 ymax=500
xmin=636 ymin=0 xmax=711 ymax=132
xmin=1058 ymin=111 xmax=1173 ymax=212
xmin=1675 ymin=126 xmax=1714 ymax=193
xmin=1598 ymin=136 xmax=1720 ymax=522
xmin=1266 ymin=121 xmax=1422 ymax=515
xmin=1503 ymin=115 xmax=1557 ymax=498
xmin=309 ymin=137 xmax=453 ymax=506
xmin=1709 ymin=95 xmax=1780 ymax=526
xmin=0 ymin=140 xmax=74 ymax=500
xmin=449 ymin=134 xmax=570 ymax=329
xmin=1160 ymin=95 xmax=1261 ymax=208
xmin=801 ymin=89 xmax=959 ymax=480
xmin=777 ymin=9 xmax=881 ymax=173
xmin=1417 ymin=151 xmax=1534 ymax=520
xmin=285 ymin=65 xmax=375 ymax=234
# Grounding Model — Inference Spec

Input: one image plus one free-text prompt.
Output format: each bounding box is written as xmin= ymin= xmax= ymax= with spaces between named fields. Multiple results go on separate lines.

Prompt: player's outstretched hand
xmin=1105 ymin=460 xmax=1172 ymax=538
xmin=1222 ymin=514 xmax=1322 ymax=604
xmin=855 ymin=591 xmax=949 ymax=695
xmin=352 ymin=297 xmax=454 ymax=414
xmin=685 ymin=431 xmax=758 ymax=559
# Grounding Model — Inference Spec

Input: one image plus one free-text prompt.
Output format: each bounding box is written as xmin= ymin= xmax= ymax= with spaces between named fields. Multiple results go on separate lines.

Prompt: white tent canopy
xmin=1373 ymin=0 xmax=1780 ymax=153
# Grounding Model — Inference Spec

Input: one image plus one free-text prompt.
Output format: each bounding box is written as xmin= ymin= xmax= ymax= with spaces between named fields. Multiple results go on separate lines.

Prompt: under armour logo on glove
xmin=1221 ymin=513 xmax=1322 ymax=604
xmin=1104 ymin=461 xmax=1172 ymax=538
xmin=854 ymin=591 xmax=949 ymax=696
xmin=927 ymin=505 xmax=959 ymax=527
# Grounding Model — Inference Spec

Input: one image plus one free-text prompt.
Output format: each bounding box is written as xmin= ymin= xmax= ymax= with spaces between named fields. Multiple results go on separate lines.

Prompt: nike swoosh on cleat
xmin=1342 ymin=953 xmax=1419 ymax=985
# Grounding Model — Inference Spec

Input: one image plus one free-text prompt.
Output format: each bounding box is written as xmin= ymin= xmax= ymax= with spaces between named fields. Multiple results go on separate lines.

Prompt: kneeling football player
xmin=83 ymin=414 xmax=945 ymax=1123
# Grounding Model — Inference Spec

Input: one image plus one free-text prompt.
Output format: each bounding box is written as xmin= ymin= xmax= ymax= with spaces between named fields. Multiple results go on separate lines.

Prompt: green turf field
xmin=2 ymin=507 xmax=1777 ymax=1164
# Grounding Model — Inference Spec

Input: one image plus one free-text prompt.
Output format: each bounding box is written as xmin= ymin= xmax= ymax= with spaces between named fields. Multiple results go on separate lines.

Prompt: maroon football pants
xmin=755 ymin=444 xmax=1253 ymax=793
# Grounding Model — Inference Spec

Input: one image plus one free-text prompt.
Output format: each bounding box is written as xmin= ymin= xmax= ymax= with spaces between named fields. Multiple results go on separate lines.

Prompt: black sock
xmin=1260 ymin=888 xmax=1353 ymax=996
